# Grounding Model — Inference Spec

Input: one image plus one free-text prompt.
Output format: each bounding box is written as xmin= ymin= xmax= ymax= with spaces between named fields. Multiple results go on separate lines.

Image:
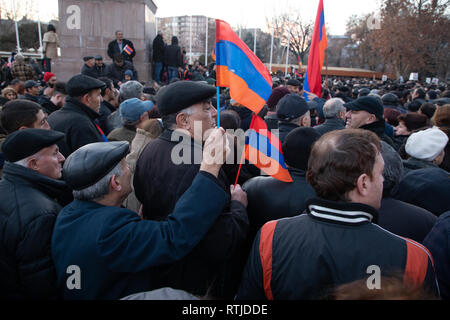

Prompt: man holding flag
xmin=107 ymin=30 xmax=136 ymax=63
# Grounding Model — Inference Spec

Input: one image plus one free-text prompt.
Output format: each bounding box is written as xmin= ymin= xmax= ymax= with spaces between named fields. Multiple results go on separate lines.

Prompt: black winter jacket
xmin=360 ymin=120 xmax=394 ymax=147
xmin=107 ymin=39 xmax=136 ymax=62
xmin=378 ymin=197 xmax=437 ymax=243
xmin=243 ymin=168 xmax=315 ymax=238
xmin=134 ymin=129 xmax=249 ymax=298
xmin=313 ymin=118 xmax=346 ymax=136
xmin=236 ymin=198 xmax=439 ymax=300
xmin=0 ymin=163 xmax=72 ymax=299
xmin=47 ymin=97 xmax=104 ymax=157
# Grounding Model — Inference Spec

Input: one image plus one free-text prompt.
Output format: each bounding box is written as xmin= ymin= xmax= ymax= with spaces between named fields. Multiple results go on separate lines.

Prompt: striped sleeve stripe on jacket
xmin=259 ymin=220 xmax=278 ymax=300
xmin=402 ymin=237 xmax=435 ymax=287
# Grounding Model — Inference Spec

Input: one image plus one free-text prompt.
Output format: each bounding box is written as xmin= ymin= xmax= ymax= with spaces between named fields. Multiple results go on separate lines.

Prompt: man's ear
xmin=27 ymin=157 xmax=38 ymax=171
xmin=110 ymin=175 xmax=122 ymax=192
xmin=176 ymin=112 xmax=189 ymax=129
xmin=355 ymin=173 xmax=370 ymax=197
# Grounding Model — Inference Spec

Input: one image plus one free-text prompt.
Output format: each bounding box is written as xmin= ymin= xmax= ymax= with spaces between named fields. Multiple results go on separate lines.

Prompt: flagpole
xmin=13 ymin=0 xmax=21 ymax=54
xmin=205 ymin=17 xmax=208 ymax=66
xmin=216 ymin=86 xmax=220 ymax=128
xmin=37 ymin=4 xmax=43 ymax=59
xmin=284 ymin=32 xmax=290 ymax=78
xmin=269 ymin=28 xmax=274 ymax=75
xmin=253 ymin=28 xmax=257 ymax=54
xmin=189 ymin=15 xmax=193 ymax=65
xmin=325 ymin=49 xmax=328 ymax=89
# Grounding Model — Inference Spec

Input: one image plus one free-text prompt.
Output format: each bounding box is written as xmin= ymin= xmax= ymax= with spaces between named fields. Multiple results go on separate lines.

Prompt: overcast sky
xmin=153 ymin=0 xmax=382 ymax=35
xmin=4 ymin=0 xmax=382 ymax=35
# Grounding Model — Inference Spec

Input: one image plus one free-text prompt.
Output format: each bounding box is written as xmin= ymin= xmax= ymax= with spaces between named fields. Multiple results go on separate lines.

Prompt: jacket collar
xmin=360 ymin=120 xmax=386 ymax=136
xmin=64 ymin=96 xmax=101 ymax=120
xmin=306 ymin=198 xmax=378 ymax=226
xmin=2 ymin=162 xmax=73 ymax=205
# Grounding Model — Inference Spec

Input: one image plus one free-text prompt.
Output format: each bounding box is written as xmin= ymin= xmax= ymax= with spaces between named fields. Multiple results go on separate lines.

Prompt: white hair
xmin=73 ymin=163 xmax=122 ymax=201
xmin=13 ymin=152 xmax=41 ymax=168
xmin=323 ymin=98 xmax=345 ymax=118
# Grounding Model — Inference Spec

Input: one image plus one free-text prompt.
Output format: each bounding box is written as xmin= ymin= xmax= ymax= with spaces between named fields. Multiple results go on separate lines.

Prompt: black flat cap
xmin=2 ymin=129 xmax=64 ymax=162
xmin=287 ymin=79 xmax=302 ymax=87
xmin=94 ymin=55 xmax=103 ymax=60
xmin=277 ymin=94 xmax=309 ymax=121
xmin=63 ymin=141 xmax=129 ymax=190
xmin=345 ymin=96 xmax=384 ymax=120
xmin=66 ymin=74 xmax=106 ymax=97
xmin=83 ymin=56 xmax=94 ymax=61
xmin=156 ymin=81 xmax=216 ymax=116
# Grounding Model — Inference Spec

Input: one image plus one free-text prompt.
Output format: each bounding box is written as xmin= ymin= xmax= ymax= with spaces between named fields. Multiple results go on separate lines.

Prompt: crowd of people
xmin=0 ymin=28 xmax=449 ymax=301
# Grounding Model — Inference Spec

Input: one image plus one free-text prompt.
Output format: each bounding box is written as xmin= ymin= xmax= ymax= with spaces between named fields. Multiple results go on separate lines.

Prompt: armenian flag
xmin=244 ymin=115 xmax=292 ymax=182
xmin=215 ymin=19 xmax=272 ymax=115
xmin=303 ymin=0 xmax=328 ymax=100
xmin=123 ymin=44 xmax=134 ymax=56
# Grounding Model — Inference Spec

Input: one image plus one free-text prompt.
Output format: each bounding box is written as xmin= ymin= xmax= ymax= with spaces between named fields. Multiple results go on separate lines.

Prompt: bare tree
xmin=266 ymin=12 xmax=314 ymax=65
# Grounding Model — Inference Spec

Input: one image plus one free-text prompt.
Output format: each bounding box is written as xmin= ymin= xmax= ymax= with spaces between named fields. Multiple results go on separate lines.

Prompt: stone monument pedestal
xmin=54 ymin=0 xmax=157 ymax=83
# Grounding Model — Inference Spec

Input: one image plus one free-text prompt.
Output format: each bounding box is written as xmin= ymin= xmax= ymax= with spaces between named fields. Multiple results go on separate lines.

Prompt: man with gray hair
xmin=313 ymin=98 xmax=346 ymax=136
xmin=134 ymin=80 xmax=249 ymax=298
xmin=377 ymin=141 xmax=437 ymax=242
xmin=51 ymin=128 xmax=231 ymax=299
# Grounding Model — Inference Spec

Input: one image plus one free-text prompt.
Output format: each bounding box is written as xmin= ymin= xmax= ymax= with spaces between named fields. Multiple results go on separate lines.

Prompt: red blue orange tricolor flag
xmin=123 ymin=44 xmax=134 ymax=56
xmin=303 ymin=0 xmax=328 ymax=100
xmin=215 ymin=19 xmax=272 ymax=115
xmin=244 ymin=115 xmax=292 ymax=183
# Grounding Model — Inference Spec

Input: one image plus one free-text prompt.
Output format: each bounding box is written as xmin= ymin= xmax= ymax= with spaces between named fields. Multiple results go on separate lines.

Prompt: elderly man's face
xmin=116 ymin=32 xmax=124 ymax=41
xmin=32 ymin=144 xmax=65 ymax=179
xmin=183 ymin=100 xmax=217 ymax=140
xmin=95 ymin=60 xmax=103 ymax=67
xmin=345 ymin=110 xmax=375 ymax=129
xmin=85 ymin=89 xmax=103 ymax=113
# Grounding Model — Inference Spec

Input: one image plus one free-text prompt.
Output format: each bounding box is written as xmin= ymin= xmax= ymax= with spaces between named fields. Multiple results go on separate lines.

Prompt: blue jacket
xmin=51 ymin=172 xmax=227 ymax=300
xmin=423 ymin=211 xmax=450 ymax=300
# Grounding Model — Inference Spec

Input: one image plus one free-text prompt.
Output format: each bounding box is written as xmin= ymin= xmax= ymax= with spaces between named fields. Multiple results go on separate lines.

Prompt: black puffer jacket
xmin=0 ymin=162 xmax=72 ymax=299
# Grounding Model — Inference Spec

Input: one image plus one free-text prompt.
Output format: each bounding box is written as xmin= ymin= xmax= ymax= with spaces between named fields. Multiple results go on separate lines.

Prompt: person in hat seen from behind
xmin=52 ymin=128 xmax=231 ymax=299
xmin=134 ymin=81 xmax=249 ymax=298
xmin=276 ymin=93 xmax=311 ymax=143
xmin=0 ymin=129 xmax=71 ymax=299
xmin=107 ymin=98 xmax=154 ymax=144
xmin=47 ymin=74 xmax=106 ymax=157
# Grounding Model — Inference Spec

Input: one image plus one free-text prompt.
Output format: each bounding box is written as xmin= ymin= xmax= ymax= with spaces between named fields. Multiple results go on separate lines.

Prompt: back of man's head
xmin=323 ymin=98 xmax=345 ymax=119
xmin=282 ymin=127 xmax=320 ymax=171
xmin=380 ymin=141 xmax=403 ymax=197
xmin=306 ymin=129 xmax=382 ymax=202
xmin=119 ymin=80 xmax=143 ymax=101
xmin=98 ymin=77 xmax=113 ymax=96
xmin=52 ymin=81 xmax=67 ymax=97
xmin=0 ymin=100 xmax=41 ymax=134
